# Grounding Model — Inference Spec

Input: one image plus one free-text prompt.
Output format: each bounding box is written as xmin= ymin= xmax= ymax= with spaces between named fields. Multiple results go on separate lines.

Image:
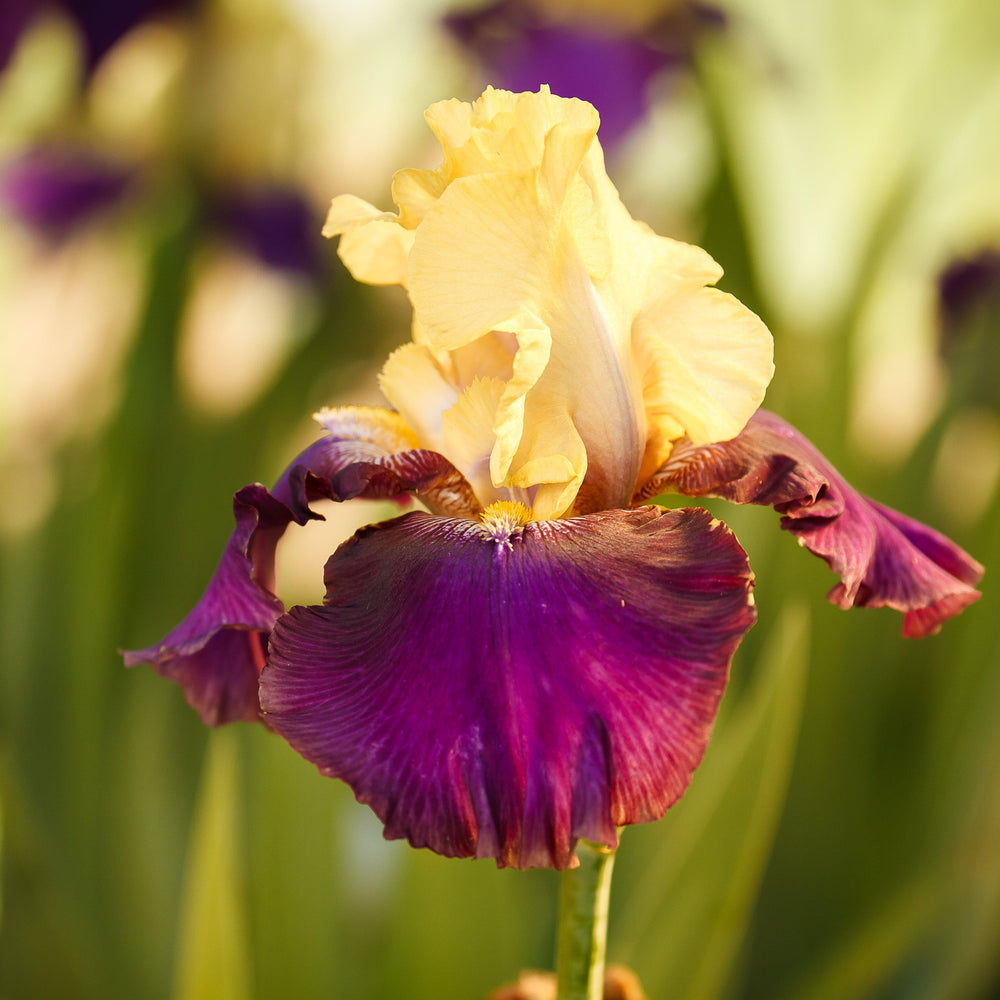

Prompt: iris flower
xmin=0 ymin=145 xmax=320 ymax=278
xmin=0 ymin=0 xmax=197 ymax=75
xmin=444 ymin=0 xmax=724 ymax=149
xmin=0 ymin=148 xmax=132 ymax=234
xmin=126 ymin=87 xmax=982 ymax=870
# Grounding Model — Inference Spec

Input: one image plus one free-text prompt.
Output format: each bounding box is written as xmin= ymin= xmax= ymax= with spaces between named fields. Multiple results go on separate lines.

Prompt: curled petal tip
xmin=121 ymin=485 xmax=291 ymax=725
xmin=645 ymin=409 xmax=983 ymax=634
xmin=125 ymin=409 xmax=482 ymax=725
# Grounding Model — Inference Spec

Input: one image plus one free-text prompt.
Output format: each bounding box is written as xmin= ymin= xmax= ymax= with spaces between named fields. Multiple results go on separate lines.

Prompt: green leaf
xmin=172 ymin=730 xmax=253 ymax=1000
xmin=616 ymin=603 xmax=810 ymax=1000
xmin=776 ymin=878 xmax=940 ymax=1000
xmin=0 ymin=780 xmax=4 ymax=933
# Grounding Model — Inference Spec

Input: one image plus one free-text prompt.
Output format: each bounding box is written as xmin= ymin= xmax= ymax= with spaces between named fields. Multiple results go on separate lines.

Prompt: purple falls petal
xmin=123 ymin=485 xmax=289 ymax=724
xmin=124 ymin=408 xmax=482 ymax=724
xmin=260 ymin=505 xmax=756 ymax=870
xmin=640 ymin=409 xmax=984 ymax=637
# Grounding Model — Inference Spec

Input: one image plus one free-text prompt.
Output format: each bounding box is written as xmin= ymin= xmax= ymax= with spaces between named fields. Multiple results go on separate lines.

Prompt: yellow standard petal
xmin=325 ymin=86 xmax=775 ymax=519
xmin=323 ymin=194 xmax=412 ymax=285
xmin=441 ymin=376 xmax=507 ymax=507
xmin=377 ymin=343 xmax=459 ymax=454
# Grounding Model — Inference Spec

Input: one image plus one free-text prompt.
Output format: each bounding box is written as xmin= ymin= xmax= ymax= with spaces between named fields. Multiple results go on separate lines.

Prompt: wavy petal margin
xmin=640 ymin=409 xmax=983 ymax=636
xmin=260 ymin=505 xmax=756 ymax=869
xmin=123 ymin=410 xmax=482 ymax=724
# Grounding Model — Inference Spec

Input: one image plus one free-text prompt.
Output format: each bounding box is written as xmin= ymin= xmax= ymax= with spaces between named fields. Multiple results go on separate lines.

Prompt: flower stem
xmin=555 ymin=839 xmax=616 ymax=1000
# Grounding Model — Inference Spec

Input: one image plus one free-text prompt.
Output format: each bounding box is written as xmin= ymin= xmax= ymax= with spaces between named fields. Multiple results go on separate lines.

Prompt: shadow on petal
xmin=641 ymin=409 xmax=983 ymax=636
xmin=260 ymin=505 xmax=756 ymax=869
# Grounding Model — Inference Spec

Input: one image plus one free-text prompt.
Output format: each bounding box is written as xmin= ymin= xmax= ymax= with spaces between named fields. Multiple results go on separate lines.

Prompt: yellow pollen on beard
xmin=479 ymin=501 xmax=533 ymax=545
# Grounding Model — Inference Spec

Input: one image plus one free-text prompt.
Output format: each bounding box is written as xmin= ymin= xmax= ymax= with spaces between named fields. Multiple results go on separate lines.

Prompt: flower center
xmin=479 ymin=501 xmax=534 ymax=544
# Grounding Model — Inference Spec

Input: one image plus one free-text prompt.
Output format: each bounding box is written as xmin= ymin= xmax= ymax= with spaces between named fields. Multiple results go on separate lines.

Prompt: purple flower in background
xmin=1 ymin=146 xmax=323 ymax=283
xmin=938 ymin=248 xmax=1000 ymax=353
xmin=0 ymin=0 xmax=42 ymax=72
xmin=61 ymin=0 xmax=198 ymax=71
xmin=125 ymin=89 xmax=982 ymax=870
xmin=0 ymin=0 xmax=200 ymax=75
xmin=445 ymin=0 xmax=724 ymax=148
xmin=211 ymin=185 xmax=322 ymax=277
xmin=0 ymin=147 xmax=132 ymax=234
xmin=937 ymin=250 xmax=1000 ymax=406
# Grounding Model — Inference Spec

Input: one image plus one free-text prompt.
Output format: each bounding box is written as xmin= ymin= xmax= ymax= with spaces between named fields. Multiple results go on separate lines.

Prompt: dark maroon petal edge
xmin=123 ymin=425 xmax=482 ymax=725
xmin=639 ymin=408 xmax=983 ymax=637
xmin=261 ymin=505 xmax=756 ymax=869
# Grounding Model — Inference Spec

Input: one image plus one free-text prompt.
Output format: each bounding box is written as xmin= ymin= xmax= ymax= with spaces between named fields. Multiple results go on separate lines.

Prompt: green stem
xmin=555 ymin=839 xmax=617 ymax=1000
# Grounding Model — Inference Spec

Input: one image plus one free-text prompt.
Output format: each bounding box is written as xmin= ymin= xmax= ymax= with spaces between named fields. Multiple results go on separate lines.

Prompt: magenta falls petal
xmin=123 ymin=408 xmax=480 ymax=724
xmin=123 ymin=485 xmax=290 ymax=725
xmin=260 ymin=505 xmax=756 ymax=869
xmin=641 ymin=409 xmax=983 ymax=636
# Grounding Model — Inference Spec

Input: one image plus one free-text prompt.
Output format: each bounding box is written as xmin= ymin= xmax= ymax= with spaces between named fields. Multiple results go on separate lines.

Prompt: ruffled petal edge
xmin=260 ymin=504 xmax=756 ymax=868
xmin=123 ymin=408 xmax=484 ymax=724
xmin=640 ymin=409 xmax=983 ymax=636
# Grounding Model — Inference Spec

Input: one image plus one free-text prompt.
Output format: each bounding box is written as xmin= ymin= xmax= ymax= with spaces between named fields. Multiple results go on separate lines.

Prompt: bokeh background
xmin=1 ymin=0 xmax=999 ymax=997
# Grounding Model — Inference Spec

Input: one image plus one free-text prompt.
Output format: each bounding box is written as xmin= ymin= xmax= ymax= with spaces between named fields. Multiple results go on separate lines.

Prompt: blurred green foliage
xmin=1 ymin=1 xmax=998 ymax=998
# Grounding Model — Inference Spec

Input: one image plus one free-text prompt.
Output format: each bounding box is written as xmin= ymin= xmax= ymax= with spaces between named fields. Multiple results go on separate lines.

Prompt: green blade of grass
xmin=172 ymin=730 xmax=253 ymax=1000
xmin=616 ymin=603 xmax=810 ymax=1000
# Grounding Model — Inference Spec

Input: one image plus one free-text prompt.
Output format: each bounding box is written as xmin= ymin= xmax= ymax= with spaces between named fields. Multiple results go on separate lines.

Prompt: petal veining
xmin=260 ymin=505 xmax=756 ymax=869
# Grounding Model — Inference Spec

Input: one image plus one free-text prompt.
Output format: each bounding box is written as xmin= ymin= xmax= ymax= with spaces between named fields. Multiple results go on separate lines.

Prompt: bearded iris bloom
xmin=126 ymin=87 xmax=982 ymax=871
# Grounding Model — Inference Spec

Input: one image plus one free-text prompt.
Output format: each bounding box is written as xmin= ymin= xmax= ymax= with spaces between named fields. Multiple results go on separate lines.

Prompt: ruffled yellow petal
xmin=391 ymin=168 xmax=447 ymax=230
xmin=449 ymin=330 xmax=517 ymax=388
xmin=634 ymin=286 xmax=774 ymax=445
xmin=503 ymin=406 xmax=586 ymax=522
xmin=423 ymin=97 xmax=474 ymax=158
xmin=408 ymin=170 xmax=550 ymax=353
xmin=323 ymin=194 xmax=412 ymax=285
xmin=408 ymin=147 xmax=647 ymax=514
xmin=325 ymin=87 xmax=775 ymax=520
xmin=441 ymin=376 xmax=507 ymax=505
xmin=377 ymin=343 xmax=458 ymax=453
xmin=442 ymin=377 xmax=505 ymax=466
xmin=322 ymin=194 xmax=387 ymax=236
xmin=488 ymin=308 xmax=554 ymax=486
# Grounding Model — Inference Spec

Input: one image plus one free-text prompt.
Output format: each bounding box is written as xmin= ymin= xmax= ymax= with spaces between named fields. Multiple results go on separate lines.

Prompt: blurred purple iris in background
xmin=0 ymin=2 xmax=39 ymax=72
xmin=937 ymin=249 xmax=1000 ymax=407
xmin=210 ymin=185 xmax=323 ymax=277
xmin=445 ymin=0 xmax=725 ymax=148
xmin=0 ymin=147 xmax=131 ymax=234
xmin=0 ymin=0 xmax=198 ymax=75
xmin=938 ymin=250 xmax=1000 ymax=350
xmin=0 ymin=144 xmax=321 ymax=278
